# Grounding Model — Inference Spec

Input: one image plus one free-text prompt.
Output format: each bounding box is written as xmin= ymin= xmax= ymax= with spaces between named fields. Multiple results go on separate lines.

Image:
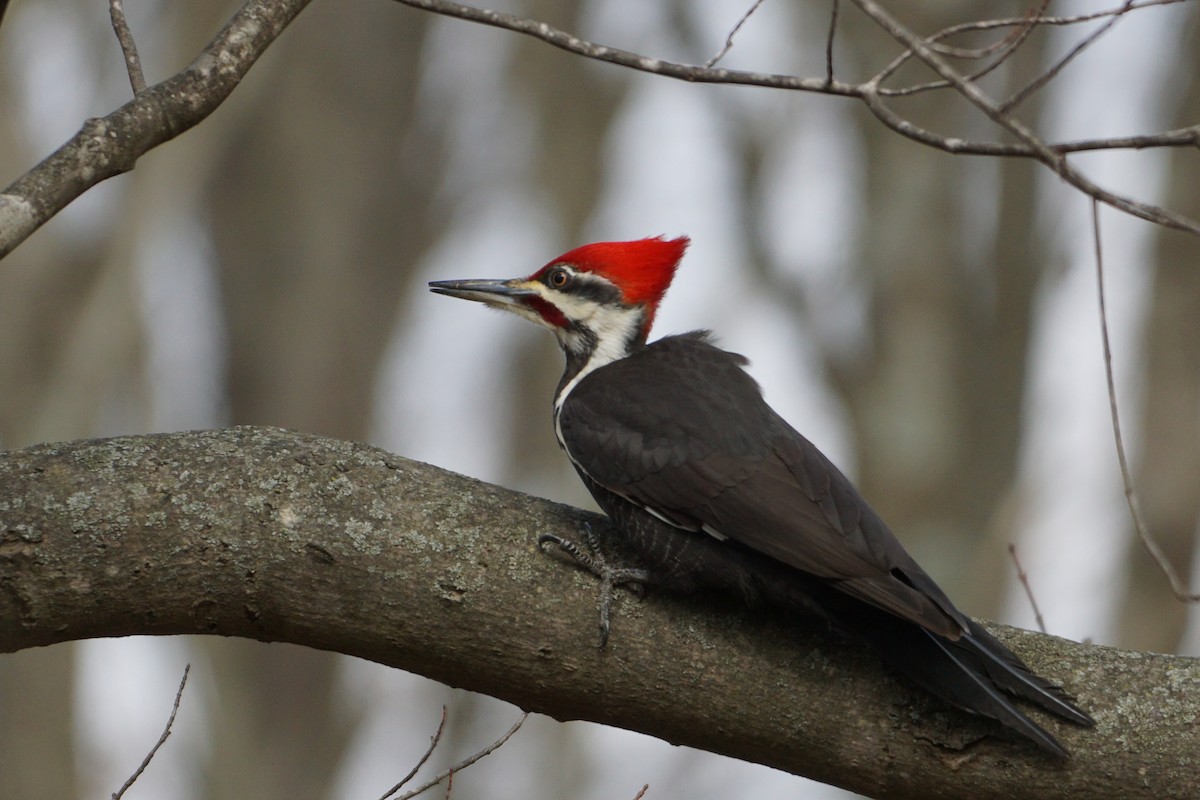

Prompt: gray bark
xmin=0 ymin=0 xmax=313 ymax=259
xmin=0 ymin=427 xmax=1196 ymax=800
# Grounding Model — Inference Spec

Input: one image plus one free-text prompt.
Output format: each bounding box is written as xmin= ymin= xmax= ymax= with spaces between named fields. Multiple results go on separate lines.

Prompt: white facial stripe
xmin=513 ymin=270 xmax=643 ymax=414
xmin=553 ymin=299 xmax=642 ymax=412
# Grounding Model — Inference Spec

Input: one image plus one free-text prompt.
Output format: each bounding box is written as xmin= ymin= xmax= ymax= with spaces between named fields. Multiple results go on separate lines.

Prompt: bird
xmin=428 ymin=235 xmax=1094 ymax=756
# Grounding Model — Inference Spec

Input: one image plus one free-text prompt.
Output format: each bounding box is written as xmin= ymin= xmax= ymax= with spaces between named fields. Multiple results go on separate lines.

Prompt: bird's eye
xmin=547 ymin=267 xmax=571 ymax=289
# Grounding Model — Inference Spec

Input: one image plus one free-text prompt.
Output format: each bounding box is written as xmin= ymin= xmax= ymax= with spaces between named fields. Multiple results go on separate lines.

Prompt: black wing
xmin=558 ymin=332 xmax=970 ymax=639
xmin=558 ymin=333 xmax=1093 ymax=753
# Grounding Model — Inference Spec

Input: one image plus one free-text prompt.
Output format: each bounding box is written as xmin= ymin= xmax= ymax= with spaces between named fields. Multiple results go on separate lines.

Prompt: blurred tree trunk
xmin=0 ymin=649 xmax=77 ymax=800
xmin=825 ymin=8 xmax=1049 ymax=617
xmin=499 ymin=0 xmax=624 ymax=506
xmin=0 ymin=162 xmax=141 ymax=800
xmin=0 ymin=1 xmax=156 ymax=793
xmin=199 ymin=2 xmax=445 ymax=798
xmin=1117 ymin=5 xmax=1200 ymax=654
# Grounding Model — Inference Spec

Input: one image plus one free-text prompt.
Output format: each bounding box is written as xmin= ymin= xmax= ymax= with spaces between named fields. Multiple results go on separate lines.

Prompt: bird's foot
xmin=538 ymin=522 xmax=649 ymax=649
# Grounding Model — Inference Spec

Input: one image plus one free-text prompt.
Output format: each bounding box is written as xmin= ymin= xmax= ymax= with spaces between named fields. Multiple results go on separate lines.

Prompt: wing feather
xmin=558 ymin=332 xmax=968 ymax=638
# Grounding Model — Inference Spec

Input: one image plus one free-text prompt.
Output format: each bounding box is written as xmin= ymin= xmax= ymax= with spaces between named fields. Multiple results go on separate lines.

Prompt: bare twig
xmin=1001 ymin=0 xmax=1138 ymax=112
xmin=851 ymin=0 xmax=1199 ymax=234
xmin=2 ymin=0 xmax=1197 ymax=261
xmin=859 ymin=95 xmax=1200 ymax=156
xmin=705 ymin=0 xmax=768 ymax=68
xmin=109 ymin=0 xmax=147 ymax=94
xmin=0 ymin=0 xmax=313 ymax=259
xmin=876 ymin=0 xmax=1183 ymax=97
xmin=874 ymin=0 xmax=1047 ymax=90
xmin=378 ymin=706 xmax=449 ymax=800
xmin=1007 ymin=544 xmax=1048 ymax=634
xmin=1091 ymin=200 xmax=1200 ymax=604
xmin=937 ymin=0 xmax=1048 ymax=86
xmin=394 ymin=713 xmax=528 ymax=800
xmin=926 ymin=0 xmax=1045 ymax=60
xmin=823 ymin=0 xmax=839 ymax=86
xmin=388 ymin=0 xmax=860 ymax=96
xmin=111 ymin=664 xmax=191 ymax=800
xmin=632 ymin=784 xmax=650 ymax=800
xmin=388 ymin=0 xmax=1199 ymax=236
xmin=1052 ymin=125 xmax=1200 ymax=153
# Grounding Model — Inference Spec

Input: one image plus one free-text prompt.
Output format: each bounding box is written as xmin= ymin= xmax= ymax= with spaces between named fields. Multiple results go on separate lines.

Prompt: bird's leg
xmin=538 ymin=521 xmax=650 ymax=648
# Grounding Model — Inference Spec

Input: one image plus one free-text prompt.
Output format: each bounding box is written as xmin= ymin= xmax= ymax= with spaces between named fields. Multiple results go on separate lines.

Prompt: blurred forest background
xmin=0 ymin=0 xmax=1197 ymax=798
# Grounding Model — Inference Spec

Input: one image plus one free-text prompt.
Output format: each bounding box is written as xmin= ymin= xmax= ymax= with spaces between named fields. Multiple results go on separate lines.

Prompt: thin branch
xmin=109 ymin=0 xmax=147 ymax=94
xmin=2 ymin=0 xmax=1195 ymax=260
xmin=388 ymin=0 xmax=858 ymax=95
xmin=929 ymin=0 xmax=1048 ymax=87
xmin=1091 ymin=200 xmax=1200 ymax=603
xmin=1007 ymin=544 xmax=1048 ymax=634
xmin=1052 ymin=125 xmax=1200 ymax=153
xmin=1001 ymin=0 xmax=1138 ymax=113
xmin=389 ymin=0 xmax=1199 ymax=236
xmin=823 ymin=0 xmax=839 ymax=87
xmin=876 ymin=0 xmax=1185 ymax=97
xmin=705 ymin=0 xmax=768 ymax=68
xmin=859 ymin=94 xmax=1200 ymax=156
xmin=926 ymin=1 xmax=1044 ymax=60
xmin=378 ymin=706 xmax=449 ymax=800
xmin=632 ymin=785 xmax=650 ymax=800
xmin=394 ymin=713 xmax=528 ymax=800
xmin=850 ymin=0 xmax=1199 ymax=234
xmin=111 ymin=664 xmax=191 ymax=800
xmin=872 ymin=0 xmax=1046 ymax=90
xmin=0 ymin=0 xmax=313 ymax=259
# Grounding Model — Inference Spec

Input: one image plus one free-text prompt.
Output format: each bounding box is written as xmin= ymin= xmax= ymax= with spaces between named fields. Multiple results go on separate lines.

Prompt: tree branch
xmin=391 ymin=0 xmax=1200 ymax=236
xmin=849 ymin=0 xmax=1199 ymax=235
xmin=1091 ymin=201 xmax=1200 ymax=603
xmin=109 ymin=0 xmax=148 ymax=95
xmin=390 ymin=0 xmax=860 ymax=95
xmin=111 ymin=664 xmax=190 ymax=800
xmin=704 ymin=0 xmax=768 ymax=68
xmin=1 ymin=428 xmax=1196 ymax=799
xmin=1 ymin=0 xmax=1195 ymax=259
xmin=0 ymin=0 xmax=313 ymax=259
xmin=378 ymin=706 xmax=447 ymax=800
xmin=392 ymin=711 xmax=527 ymax=800
xmin=998 ymin=0 xmax=1136 ymax=113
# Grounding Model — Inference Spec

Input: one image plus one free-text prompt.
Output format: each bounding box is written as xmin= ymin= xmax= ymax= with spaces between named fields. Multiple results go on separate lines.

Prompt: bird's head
xmin=430 ymin=235 xmax=688 ymax=358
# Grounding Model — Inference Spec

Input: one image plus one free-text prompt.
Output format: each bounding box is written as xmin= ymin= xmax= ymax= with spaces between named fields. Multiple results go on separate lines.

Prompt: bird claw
xmin=538 ymin=522 xmax=649 ymax=648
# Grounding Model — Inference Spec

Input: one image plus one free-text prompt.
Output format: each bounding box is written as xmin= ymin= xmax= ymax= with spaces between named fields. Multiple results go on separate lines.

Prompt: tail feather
xmin=960 ymin=619 xmax=1095 ymax=727
xmin=744 ymin=554 xmax=1093 ymax=754
xmin=923 ymin=633 xmax=1071 ymax=757
xmin=835 ymin=601 xmax=1093 ymax=756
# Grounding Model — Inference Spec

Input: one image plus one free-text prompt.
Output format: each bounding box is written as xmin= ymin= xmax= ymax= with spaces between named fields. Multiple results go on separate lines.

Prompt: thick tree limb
xmin=0 ymin=428 xmax=1196 ymax=799
xmin=0 ymin=0 xmax=312 ymax=259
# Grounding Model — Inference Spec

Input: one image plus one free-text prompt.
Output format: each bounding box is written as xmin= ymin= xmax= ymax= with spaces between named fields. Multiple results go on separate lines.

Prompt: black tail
xmin=848 ymin=608 xmax=1094 ymax=756
xmin=747 ymin=555 xmax=1094 ymax=755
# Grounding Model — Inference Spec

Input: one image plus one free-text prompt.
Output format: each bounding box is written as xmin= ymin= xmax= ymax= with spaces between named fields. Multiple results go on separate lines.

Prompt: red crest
xmin=541 ymin=236 xmax=687 ymax=307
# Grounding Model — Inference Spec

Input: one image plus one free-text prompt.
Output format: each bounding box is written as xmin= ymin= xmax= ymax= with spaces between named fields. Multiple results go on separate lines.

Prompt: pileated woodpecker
xmin=429 ymin=235 xmax=1093 ymax=756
